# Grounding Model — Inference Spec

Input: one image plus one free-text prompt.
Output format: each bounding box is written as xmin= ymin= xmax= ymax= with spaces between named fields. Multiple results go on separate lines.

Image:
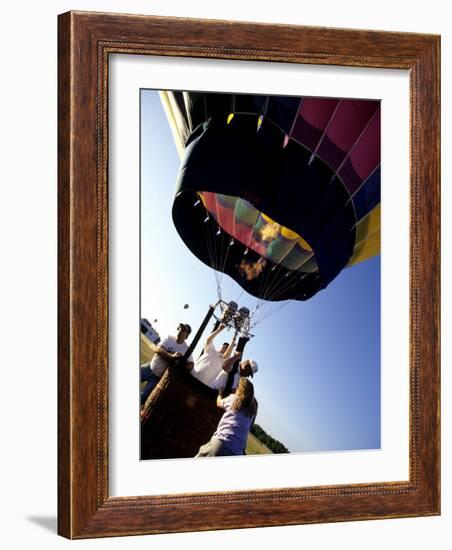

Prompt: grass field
xmin=140 ymin=333 xmax=156 ymax=363
xmin=245 ymin=432 xmax=273 ymax=455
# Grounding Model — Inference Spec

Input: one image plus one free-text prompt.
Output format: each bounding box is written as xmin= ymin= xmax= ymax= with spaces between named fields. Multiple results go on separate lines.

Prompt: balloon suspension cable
xmin=210 ymin=213 xmax=236 ymax=303
xmin=251 ymin=268 xmax=309 ymax=327
xmin=253 ymin=271 xmax=314 ymax=327
xmin=263 ymin=268 xmax=304 ymax=303
xmin=252 ymin=275 xmax=295 ymax=326
xmin=198 ymin=200 xmax=224 ymax=296
xmin=252 ymin=248 xmax=293 ymax=317
xmin=251 ymin=299 xmax=291 ymax=328
xmin=197 ymin=196 xmax=242 ymax=306
xmin=258 ymin=244 xmax=300 ymax=302
xmin=255 ymin=270 xmax=307 ymax=325
xmin=216 ymin=235 xmax=233 ymax=291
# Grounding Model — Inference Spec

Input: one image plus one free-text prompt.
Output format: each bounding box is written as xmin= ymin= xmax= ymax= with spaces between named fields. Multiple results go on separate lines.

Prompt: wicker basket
xmin=140 ymin=367 xmax=223 ymax=459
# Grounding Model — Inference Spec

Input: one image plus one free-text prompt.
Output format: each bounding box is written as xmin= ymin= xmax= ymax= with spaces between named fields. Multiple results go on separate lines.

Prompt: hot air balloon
xmin=162 ymin=91 xmax=380 ymax=306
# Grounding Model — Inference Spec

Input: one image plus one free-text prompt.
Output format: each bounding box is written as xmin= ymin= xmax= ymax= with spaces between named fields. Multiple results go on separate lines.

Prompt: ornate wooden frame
xmin=58 ymin=11 xmax=440 ymax=538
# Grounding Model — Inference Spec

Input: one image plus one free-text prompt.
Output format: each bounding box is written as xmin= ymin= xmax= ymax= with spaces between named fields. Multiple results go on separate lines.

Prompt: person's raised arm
xmin=204 ymin=323 xmax=225 ymax=350
xmin=222 ymin=331 xmax=238 ymax=359
xmin=216 ymin=390 xmax=225 ymax=409
xmin=222 ymin=351 xmax=243 ymax=373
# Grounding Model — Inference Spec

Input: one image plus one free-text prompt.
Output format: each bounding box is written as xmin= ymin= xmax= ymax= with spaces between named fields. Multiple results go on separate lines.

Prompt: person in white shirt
xmin=140 ymin=323 xmax=194 ymax=405
xmin=191 ymin=323 xmax=242 ymax=389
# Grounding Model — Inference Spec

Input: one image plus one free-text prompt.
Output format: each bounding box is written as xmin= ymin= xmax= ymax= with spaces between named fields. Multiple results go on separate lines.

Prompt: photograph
xmin=52 ymin=5 xmax=440 ymax=539
xmin=139 ymin=89 xmax=381 ymax=461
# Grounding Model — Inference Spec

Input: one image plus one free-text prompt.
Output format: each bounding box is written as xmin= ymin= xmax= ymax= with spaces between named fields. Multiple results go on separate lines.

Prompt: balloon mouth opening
xmin=197 ymin=191 xmax=318 ymax=279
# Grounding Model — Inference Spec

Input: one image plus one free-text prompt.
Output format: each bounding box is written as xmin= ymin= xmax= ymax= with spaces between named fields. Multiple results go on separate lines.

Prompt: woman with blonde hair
xmin=195 ymin=378 xmax=258 ymax=457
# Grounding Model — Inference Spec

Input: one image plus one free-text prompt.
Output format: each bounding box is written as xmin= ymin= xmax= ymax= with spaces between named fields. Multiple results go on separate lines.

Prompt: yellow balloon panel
xmin=348 ymin=231 xmax=380 ymax=266
xmin=355 ymin=204 xmax=380 ymax=245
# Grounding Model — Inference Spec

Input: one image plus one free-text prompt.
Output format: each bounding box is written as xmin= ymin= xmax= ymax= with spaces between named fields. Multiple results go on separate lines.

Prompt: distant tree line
xmin=250 ymin=423 xmax=289 ymax=454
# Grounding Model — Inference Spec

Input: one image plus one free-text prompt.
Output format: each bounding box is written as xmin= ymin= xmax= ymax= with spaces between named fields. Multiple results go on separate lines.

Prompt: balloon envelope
xmin=163 ymin=92 xmax=380 ymax=301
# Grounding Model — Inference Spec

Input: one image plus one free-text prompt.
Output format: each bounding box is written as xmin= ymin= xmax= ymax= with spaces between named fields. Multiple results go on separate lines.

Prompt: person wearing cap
xmin=191 ymin=323 xmax=242 ymax=389
xmin=140 ymin=323 xmax=194 ymax=405
xmin=216 ymin=357 xmax=258 ymax=395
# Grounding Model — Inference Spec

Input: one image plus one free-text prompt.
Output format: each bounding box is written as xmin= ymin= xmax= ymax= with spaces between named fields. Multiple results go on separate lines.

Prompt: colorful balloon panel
xmin=200 ymin=191 xmax=317 ymax=273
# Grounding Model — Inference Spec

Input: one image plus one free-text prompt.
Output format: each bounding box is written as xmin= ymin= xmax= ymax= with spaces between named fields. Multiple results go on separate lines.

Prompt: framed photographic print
xmin=58 ymin=11 xmax=440 ymax=538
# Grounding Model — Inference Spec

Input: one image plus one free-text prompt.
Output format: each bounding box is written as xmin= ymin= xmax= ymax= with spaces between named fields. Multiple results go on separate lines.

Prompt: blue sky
xmin=141 ymin=89 xmax=381 ymax=453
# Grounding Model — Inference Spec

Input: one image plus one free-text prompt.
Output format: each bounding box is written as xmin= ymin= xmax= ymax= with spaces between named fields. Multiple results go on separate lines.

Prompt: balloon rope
xmin=252 ymin=279 xmax=292 ymax=325
xmin=252 ymin=269 xmax=308 ymax=325
xmin=211 ymin=209 xmax=220 ymax=271
xmin=252 ymin=271 xmax=303 ymax=325
xmin=212 ymin=220 xmax=227 ymax=301
xmin=258 ymin=245 xmax=298 ymax=303
xmin=250 ymin=277 xmax=267 ymax=319
xmin=234 ymin=286 xmax=246 ymax=304
xmin=251 ymin=264 xmax=270 ymax=318
xmin=216 ymin=221 xmax=226 ymax=299
xmin=259 ymin=256 xmax=290 ymax=300
xmin=251 ymin=299 xmax=292 ymax=328
xmin=211 ymin=221 xmax=223 ymax=301
xmin=218 ymin=236 xmax=232 ymax=286
xmin=201 ymin=215 xmax=215 ymax=268
xmin=252 ymin=293 xmax=285 ymax=326
xmin=209 ymin=195 xmax=229 ymax=299
xmin=252 ymin=260 xmax=284 ymax=321
xmin=263 ymin=271 xmax=308 ymax=303
xmin=199 ymin=204 xmax=222 ymax=297
xmin=219 ymin=232 xmax=231 ymax=300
